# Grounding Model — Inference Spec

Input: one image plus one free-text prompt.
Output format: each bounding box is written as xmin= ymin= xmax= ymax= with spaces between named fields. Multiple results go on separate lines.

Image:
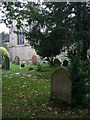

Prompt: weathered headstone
xmin=32 ymin=55 xmax=37 ymax=64
xmin=50 ymin=66 xmax=72 ymax=104
xmin=62 ymin=60 xmax=68 ymax=67
xmin=2 ymin=55 xmax=10 ymax=70
xmin=14 ymin=56 xmax=20 ymax=65
xmin=54 ymin=58 xmax=61 ymax=67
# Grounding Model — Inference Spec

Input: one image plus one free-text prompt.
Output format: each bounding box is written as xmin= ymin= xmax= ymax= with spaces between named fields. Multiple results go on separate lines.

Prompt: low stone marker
xmin=50 ymin=66 xmax=72 ymax=104
xmin=32 ymin=55 xmax=37 ymax=64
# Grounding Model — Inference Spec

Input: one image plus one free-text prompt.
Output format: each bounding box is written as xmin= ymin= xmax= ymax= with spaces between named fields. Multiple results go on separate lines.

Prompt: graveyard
xmin=0 ymin=2 xmax=90 ymax=119
xmin=2 ymin=62 xmax=89 ymax=118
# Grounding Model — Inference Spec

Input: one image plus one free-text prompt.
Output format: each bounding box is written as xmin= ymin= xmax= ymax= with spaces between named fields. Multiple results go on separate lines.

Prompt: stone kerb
xmin=50 ymin=66 xmax=72 ymax=105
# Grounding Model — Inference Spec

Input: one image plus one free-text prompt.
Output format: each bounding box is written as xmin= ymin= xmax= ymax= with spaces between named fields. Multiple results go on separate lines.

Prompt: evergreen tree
xmin=67 ymin=2 xmax=90 ymax=105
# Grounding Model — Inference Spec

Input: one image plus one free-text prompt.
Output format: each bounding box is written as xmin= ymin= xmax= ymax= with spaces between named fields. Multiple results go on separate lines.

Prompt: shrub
xmin=0 ymin=46 xmax=10 ymax=70
xmin=69 ymin=57 xmax=89 ymax=106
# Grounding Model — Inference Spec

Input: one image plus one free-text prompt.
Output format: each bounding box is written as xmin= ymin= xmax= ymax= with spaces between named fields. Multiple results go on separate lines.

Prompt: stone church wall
xmin=9 ymin=45 xmax=40 ymax=64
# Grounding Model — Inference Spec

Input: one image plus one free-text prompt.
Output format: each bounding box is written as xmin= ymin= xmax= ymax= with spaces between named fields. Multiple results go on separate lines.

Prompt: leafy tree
xmin=0 ymin=2 xmax=69 ymax=64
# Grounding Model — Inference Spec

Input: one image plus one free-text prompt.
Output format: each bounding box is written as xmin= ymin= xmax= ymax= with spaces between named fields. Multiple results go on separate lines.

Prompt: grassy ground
xmin=2 ymin=63 xmax=90 ymax=118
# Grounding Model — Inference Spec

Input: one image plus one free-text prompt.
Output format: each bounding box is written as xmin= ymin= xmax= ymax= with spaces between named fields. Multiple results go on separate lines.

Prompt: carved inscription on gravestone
xmin=50 ymin=66 xmax=72 ymax=104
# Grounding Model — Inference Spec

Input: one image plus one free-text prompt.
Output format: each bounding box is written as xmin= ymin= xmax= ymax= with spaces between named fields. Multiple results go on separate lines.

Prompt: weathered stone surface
xmin=50 ymin=66 xmax=72 ymax=104
xmin=32 ymin=55 xmax=37 ymax=64
xmin=14 ymin=56 xmax=20 ymax=65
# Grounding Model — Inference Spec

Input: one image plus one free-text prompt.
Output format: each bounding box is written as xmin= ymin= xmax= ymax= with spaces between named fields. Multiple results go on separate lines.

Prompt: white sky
xmin=0 ymin=0 xmax=43 ymax=34
xmin=0 ymin=8 xmax=9 ymax=33
xmin=0 ymin=23 xmax=9 ymax=33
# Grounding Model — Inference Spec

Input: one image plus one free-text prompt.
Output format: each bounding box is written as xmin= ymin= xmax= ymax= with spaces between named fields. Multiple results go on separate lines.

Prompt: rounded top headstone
xmin=32 ymin=55 xmax=37 ymax=64
xmin=14 ymin=56 xmax=20 ymax=65
xmin=51 ymin=66 xmax=72 ymax=104
xmin=52 ymin=66 xmax=71 ymax=78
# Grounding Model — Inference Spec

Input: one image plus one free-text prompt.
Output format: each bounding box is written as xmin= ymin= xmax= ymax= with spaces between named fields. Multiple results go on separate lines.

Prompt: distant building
xmin=8 ymin=21 xmax=40 ymax=64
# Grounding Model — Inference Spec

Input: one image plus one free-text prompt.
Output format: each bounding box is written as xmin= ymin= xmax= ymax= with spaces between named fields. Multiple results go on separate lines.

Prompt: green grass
xmin=2 ymin=63 xmax=90 ymax=118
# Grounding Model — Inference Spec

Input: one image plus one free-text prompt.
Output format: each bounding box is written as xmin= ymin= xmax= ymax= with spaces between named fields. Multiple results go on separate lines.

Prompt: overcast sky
xmin=0 ymin=8 xmax=9 ymax=33
xmin=0 ymin=23 xmax=9 ymax=33
xmin=0 ymin=0 xmax=41 ymax=34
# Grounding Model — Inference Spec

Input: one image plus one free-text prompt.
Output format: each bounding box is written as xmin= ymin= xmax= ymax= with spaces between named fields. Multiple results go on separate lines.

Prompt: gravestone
xmin=50 ymin=66 xmax=72 ymax=104
xmin=14 ymin=56 xmax=20 ymax=65
xmin=32 ymin=55 xmax=37 ymax=64
xmin=62 ymin=60 xmax=68 ymax=67
xmin=54 ymin=58 xmax=61 ymax=67
xmin=2 ymin=55 xmax=10 ymax=70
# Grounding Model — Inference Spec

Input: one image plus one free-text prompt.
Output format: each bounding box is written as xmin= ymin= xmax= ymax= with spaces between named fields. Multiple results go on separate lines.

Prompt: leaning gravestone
xmin=32 ymin=55 xmax=37 ymax=64
xmin=50 ymin=66 xmax=72 ymax=104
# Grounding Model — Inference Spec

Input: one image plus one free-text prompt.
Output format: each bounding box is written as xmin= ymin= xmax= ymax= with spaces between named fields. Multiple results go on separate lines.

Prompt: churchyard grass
xmin=2 ymin=63 xmax=89 ymax=118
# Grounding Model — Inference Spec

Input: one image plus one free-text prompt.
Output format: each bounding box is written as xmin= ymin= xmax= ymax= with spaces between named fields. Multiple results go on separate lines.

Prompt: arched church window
xmin=17 ymin=29 xmax=24 ymax=45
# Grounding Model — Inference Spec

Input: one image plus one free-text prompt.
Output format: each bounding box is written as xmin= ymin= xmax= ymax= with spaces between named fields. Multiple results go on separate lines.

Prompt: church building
xmin=9 ymin=21 xmax=40 ymax=64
